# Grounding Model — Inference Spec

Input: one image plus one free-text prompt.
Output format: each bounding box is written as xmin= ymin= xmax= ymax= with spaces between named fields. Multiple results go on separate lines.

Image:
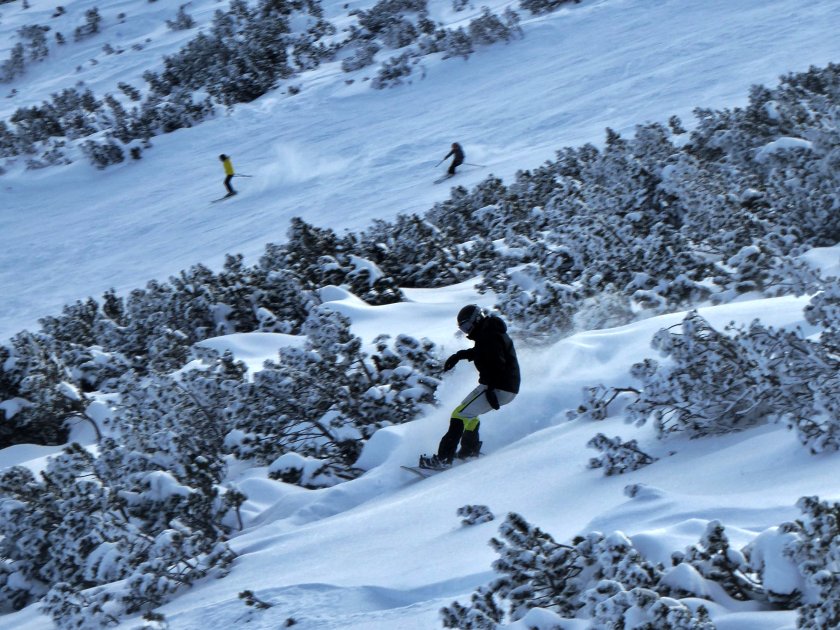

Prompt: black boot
xmin=457 ymin=423 xmax=481 ymax=459
xmin=419 ymin=454 xmax=450 ymax=470
xmin=437 ymin=417 xmax=464 ymax=464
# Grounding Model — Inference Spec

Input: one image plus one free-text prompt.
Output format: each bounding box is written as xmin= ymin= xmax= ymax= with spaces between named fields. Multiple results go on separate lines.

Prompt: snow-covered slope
xmin=1 ymin=0 xmax=839 ymax=628
xmin=2 ymin=0 xmax=840 ymax=340
xmin=6 ymin=280 xmax=840 ymax=629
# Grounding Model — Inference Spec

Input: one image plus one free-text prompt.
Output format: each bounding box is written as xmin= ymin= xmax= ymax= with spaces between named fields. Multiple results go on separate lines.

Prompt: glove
xmin=443 ymin=353 xmax=460 ymax=371
xmin=486 ymin=388 xmax=500 ymax=410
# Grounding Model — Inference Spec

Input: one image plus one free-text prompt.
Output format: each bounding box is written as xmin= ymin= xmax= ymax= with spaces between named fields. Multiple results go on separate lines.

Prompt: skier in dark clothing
xmin=444 ymin=142 xmax=464 ymax=176
xmin=419 ymin=305 xmax=520 ymax=470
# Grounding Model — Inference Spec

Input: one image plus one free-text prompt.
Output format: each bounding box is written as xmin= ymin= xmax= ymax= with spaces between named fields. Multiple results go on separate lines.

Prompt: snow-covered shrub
xmin=669 ymin=520 xmax=763 ymax=603
xmin=81 ymin=138 xmax=125 ymax=169
xmin=458 ymin=504 xmax=495 ymax=526
xmin=587 ymin=433 xmax=656 ymax=476
xmin=519 ymin=0 xmax=579 ymax=16
xmin=0 ymin=442 xmax=236 ymax=622
xmin=227 ymin=308 xmax=441 ymax=482
xmin=357 ymin=213 xmax=473 ymax=288
xmin=0 ymin=331 xmax=86 ymax=447
xmin=569 ymin=384 xmax=640 ymax=423
xmin=441 ymin=27 xmax=473 ymax=60
xmin=73 ymin=8 xmax=101 ymax=41
xmin=0 ymin=43 xmax=25 ymax=83
xmin=350 ymin=0 xmax=428 ymax=38
xmin=18 ymin=24 xmax=50 ymax=62
xmin=442 ymin=506 xmax=831 ymax=627
xmin=584 ymin=583 xmax=715 ymax=630
xmin=785 ymin=496 xmax=840 ymax=628
xmin=582 ymin=530 xmax=663 ymax=593
xmin=804 ymin=278 xmax=840 ymax=354
xmin=341 ymin=40 xmax=380 ymax=72
xmin=166 ymin=5 xmax=196 ymax=31
xmin=624 ymin=311 xmax=839 ymax=446
xmin=372 ymin=52 xmax=414 ymax=89
xmin=239 ymin=589 xmax=273 ymax=610
xmin=711 ymin=242 xmax=823 ymax=302
xmin=442 ymin=514 xmax=674 ymax=626
xmin=467 ymin=7 xmax=518 ymax=46
xmin=380 ymin=17 xmax=420 ymax=49
xmin=482 ymin=263 xmax=580 ymax=340
xmin=442 ymin=512 xmax=586 ymax=626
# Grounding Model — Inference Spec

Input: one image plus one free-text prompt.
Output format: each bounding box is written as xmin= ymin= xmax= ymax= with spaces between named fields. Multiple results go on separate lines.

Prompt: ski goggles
xmin=458 ymin=309 xmax=482 ymax=334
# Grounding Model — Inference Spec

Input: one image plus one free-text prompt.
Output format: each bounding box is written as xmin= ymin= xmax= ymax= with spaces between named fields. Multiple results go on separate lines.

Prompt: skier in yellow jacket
xmin=219 ymin=154 xmax=236 ymax=197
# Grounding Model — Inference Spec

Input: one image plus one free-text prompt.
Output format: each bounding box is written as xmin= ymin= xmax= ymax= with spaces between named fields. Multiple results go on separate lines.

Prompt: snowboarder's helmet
xmin=219 ymin=154 xmax=227 ymax=161
xmin=457 ymin=304 xmax=484 ymax=335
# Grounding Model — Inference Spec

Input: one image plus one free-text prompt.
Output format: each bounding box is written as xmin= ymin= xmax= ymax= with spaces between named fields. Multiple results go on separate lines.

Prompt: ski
xmin=211 ymin=193 xmax=237 ymax=203
xmin=434 ymin=174 xmax=454 ymax=184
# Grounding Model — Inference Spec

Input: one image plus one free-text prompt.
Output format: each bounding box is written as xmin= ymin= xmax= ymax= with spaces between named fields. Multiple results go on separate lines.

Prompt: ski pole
xmin=464 ymin=162 xmax=485 ymax=168
xmin=234 ymin=174 xmax=253 ymax=178
xmin=434 ymin=159 xmax=444 ymax=167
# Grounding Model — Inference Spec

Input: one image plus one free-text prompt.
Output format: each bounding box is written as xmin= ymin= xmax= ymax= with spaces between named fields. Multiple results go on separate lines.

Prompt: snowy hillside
xmin=0 ymin=0 xmax=839 ymax=628
xmin=2 ymin=0 xmax=840 ymax=340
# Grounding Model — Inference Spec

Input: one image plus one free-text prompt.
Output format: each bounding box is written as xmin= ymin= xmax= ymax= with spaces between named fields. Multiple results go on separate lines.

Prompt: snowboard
xmin=401 ymin=451 xmax=482 ymax=479
xmin=401 ymin=465 xmax=442 ymax=479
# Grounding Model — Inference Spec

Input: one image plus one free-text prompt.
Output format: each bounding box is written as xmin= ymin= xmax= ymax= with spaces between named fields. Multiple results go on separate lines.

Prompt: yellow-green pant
xmin=437 ymin=385 xmax=517 ymax=462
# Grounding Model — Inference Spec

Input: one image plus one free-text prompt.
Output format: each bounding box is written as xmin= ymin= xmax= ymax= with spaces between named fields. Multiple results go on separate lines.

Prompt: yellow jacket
xmin=222 ymin=157 xmax=234 ymax=176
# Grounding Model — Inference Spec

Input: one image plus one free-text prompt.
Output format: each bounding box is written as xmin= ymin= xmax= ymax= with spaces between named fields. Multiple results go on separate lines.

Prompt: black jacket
xmin=445 ymin=144 xmax=464 ymax=162
xmin=460 ymin=315 xmax=520 ymax=393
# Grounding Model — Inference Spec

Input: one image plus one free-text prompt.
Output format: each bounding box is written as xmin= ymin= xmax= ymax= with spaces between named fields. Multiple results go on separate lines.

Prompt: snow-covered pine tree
xmin=166 ymin=4 xmax=196 ymax=31
xmin=0 ymin=43 xmax=26 ymax=82
xmin=81 ymin=137 xmax=125 ymax=169
xmin=587 ymin=433 xmax=657 ymax=476
xmin=584 ymin=584 xmax=715 ymax=630
xmin=341 ymin=40 xmax=381 ymax=73
xmin=785 ymin=496 xmax=840 ymax=628
xmin=624 ymin=310 xmax=839 ymax=451
xmin=457 ymin=505 xmax=495 ymax=527
xmin=441 ymin=27 xmax=473 ymax=60
xmin=669 ymin=520 xmax=760 ymax=602
xmin=0 ymin=331 xmax=86 ymax=447
xmin=519 ymin=0 xmax=579 ymax=16
xmin=226 ymin=306 xmax=439 ymax=486
xmin=73 ymin=8 xmax=101 ymax=41
xmin=358 ymin=214 xmax=471 ymax=288
xmin=467 ymin=7 xmax=516 ymax=46
xmin=441 ymin=512 xmax=587 ymax=625
xmin=361 ymin=333 xmax=441 ymax=426
xmin=18 ymin=24 xmax=50 ymax=62
xmin=372 ymin=52 xmax=414 ymax=88
xmin=481 ymin=262 xmax=579 ymax=339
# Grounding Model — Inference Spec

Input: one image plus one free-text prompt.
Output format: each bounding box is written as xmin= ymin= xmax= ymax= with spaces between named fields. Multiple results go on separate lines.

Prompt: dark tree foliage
xmin=569 ymin=298 xmax=838 ymax=458
xmin=519 ymin=0 xmax=580 ymax=16
xmin=445 ymin=499 xmax=840 ymax=627
xmin=442 ymin=511 xmax=717 ymax=628
xmin=786 ymin=496 xmax=840 ymax=628
xmin=457 ymin=504 xmax=495 ymax=526
xmin=73 ymin=8 xmax=102 ymax=41
xmin=587 ymin=433 xmax=657 ymax=476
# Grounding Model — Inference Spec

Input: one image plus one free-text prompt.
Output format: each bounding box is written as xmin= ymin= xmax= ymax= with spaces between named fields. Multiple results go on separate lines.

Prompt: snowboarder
xmin=219 ymin=154 xmax=236 ymax=197
xmin=444 ymin=142 xmax=464 ymax=176
xmin=419 ymin=305 xmax=520 ymax=470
